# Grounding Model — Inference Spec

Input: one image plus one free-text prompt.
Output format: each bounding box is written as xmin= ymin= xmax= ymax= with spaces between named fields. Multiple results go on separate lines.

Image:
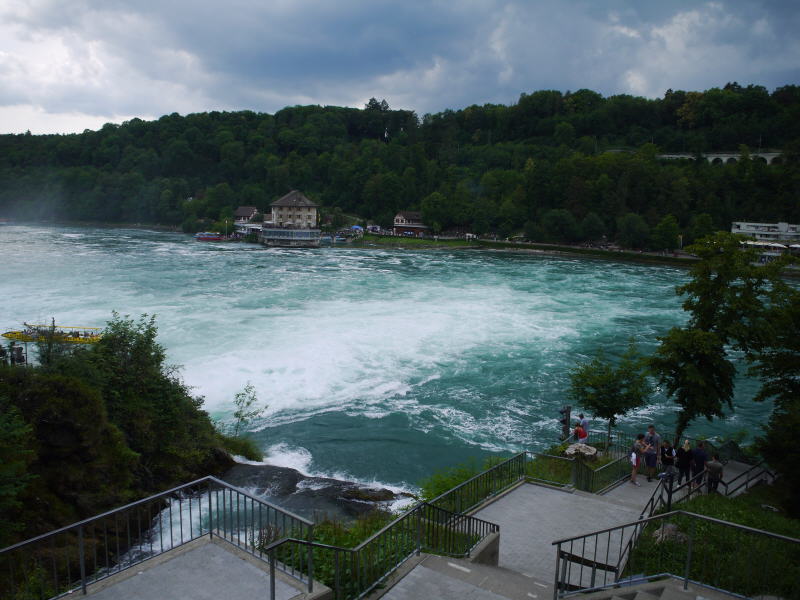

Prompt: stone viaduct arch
xmin=657 ymin=151 xmax=783 ymax=165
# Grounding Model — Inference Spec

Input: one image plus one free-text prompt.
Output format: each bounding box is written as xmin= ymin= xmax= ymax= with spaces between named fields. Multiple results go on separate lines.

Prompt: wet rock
xmin=221 ymin=462 xmax=406 ymax=523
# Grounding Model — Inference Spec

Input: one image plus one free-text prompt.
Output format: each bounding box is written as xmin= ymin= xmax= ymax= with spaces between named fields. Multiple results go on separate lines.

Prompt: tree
xmin=580 ymin=212 xmax=605 ymax=242
xmin=232 ymin=382 xmax=267 ymax=436
xmin=568 ymin=344 xmax=649 ymax=446
xmin=541 ymin=209 xmax=579 ymax=243
xmin=748 ymin=288 xmax=800 ymax=409
xmin=648 ymin=327 xmax=735 ymax=443
xmin=650 ymin=214 xmax=680 ymax=251
xmin=687 ymin=213 xmax=715 ymax=244
xmin=421 ymin=191 xmax=449 ymax=232
xmin=74 ymin=313 xmax=233 ymax=490
xmin=756 ymin=401 xmax=800 ymax=516
xmin=0 ymin=394 xmax=34 ymax=545
xmin=678 ymin=232 xmax=783 ymax=349
xmin=553 ymin=122 xmax=576 ymax=147
xmin=0 ymin=366 xmax=138 ymax=530
xmin=616 ymin=213 xmax=649 ymax=248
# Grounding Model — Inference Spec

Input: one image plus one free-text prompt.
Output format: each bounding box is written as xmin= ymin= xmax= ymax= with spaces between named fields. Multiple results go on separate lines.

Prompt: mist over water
xmin=1 ymin=225 xmax=766 ymax=491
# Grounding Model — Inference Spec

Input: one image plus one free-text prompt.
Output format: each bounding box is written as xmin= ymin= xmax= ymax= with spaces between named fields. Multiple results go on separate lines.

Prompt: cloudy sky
xmin=1 ymin=0 xmax=798 ymax=134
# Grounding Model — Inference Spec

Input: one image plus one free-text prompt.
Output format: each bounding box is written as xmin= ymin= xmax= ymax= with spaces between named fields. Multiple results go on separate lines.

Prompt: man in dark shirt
xmin=706 ymin=453 xmax=724 ymax=493
xmin=691 ymin=442 xmax=708 ymax=488
xmin=644 ymin=425 xmax=662 ymax=482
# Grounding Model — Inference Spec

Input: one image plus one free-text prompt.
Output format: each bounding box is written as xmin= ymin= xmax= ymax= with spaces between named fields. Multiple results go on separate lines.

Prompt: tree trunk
xmin=673 ymin=414 xmax=689 ymax=447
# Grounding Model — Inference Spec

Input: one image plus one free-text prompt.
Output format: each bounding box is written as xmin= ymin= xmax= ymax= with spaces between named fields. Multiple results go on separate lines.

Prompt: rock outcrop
xmin=222 ymin=462 xmax=413 ymax=522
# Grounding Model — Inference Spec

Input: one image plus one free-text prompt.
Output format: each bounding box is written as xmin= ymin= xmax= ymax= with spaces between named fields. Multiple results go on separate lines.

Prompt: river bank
xmin=357 ymin=232 xmax=697 ymax=268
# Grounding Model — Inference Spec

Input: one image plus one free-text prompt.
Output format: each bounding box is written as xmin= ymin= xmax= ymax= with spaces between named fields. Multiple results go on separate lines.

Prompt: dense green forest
xmin=1 ymin=83 xmax=799 ymax=244
xmin=0 ymin=315 xmax=242 ymax=547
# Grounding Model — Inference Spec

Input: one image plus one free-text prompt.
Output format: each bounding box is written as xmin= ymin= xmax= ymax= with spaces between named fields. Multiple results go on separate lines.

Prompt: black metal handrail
xmin=552 ymin=509 xmax=800 ymax=599
xmin=0 ymin=476 xmax=313 ymax=599
xmin=428 ymin=452 xmax=527 ymax=513
xmin=259 ymin=502 xmax=499 ymax=600
xmin=723 ymin=460 xmax=775 ymax=496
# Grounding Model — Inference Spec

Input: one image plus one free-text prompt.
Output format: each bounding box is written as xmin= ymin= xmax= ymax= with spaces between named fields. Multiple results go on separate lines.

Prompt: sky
xmin=1 ymin=0 xmax=798 ymax=134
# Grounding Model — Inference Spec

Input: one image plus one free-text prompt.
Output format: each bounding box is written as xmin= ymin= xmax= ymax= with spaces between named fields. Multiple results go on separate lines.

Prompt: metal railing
xmin=723 ymin=459 xmax=775 ymax=496
xmin=0 ymin=476 xmax=313 ymax=599
xmin=552 ymin=510 xmax=800 ymax=600
xmin=262 ymin=502 xmax=499 ymax=600
xmin=429 ymin=452 xmax=527 ymax=513
xmin=525 ymin=451 xmax=576 ymax=487
xmin=572 ymin=455 xmax=631 ymax=493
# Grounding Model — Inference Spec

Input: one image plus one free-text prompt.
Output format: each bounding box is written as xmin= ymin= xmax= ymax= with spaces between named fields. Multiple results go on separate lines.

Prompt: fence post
xmin=207 ymin=484 xmax=213 ymax=539
xmin=334 ymin=551 xmax=341 ymax=600
xmin=553 ymin=544 xmax=561 ymax=600
xmin=416 ymin=507 xmax=422 ymax=556
xmin=666 ymin=473 xmax=675 ymax=512
xmin=78 ymin=525 xmax=87 ymax=595
xmin=269 ymin=548 xmax=276 ymax=600
xmin=684 ymin=519 xmax=695 ymax=590
xmin=307 ymin=525 xmax=314 ymax=593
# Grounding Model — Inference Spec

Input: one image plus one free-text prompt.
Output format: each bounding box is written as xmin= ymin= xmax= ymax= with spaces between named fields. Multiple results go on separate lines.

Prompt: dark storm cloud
xmin=0 ymin=0 xmax=798 ymax=132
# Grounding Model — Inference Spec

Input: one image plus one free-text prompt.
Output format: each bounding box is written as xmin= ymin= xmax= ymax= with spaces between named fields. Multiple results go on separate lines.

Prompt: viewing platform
xmin=0 ymin=442 xmax=787 ymax=600
xmin=83 ymin=538 xmax=317 ymax=600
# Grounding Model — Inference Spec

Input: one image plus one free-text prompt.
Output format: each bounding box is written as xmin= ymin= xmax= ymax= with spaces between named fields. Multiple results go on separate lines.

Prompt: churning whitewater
xmin=1 ymin=225 xmax=764 ymax=491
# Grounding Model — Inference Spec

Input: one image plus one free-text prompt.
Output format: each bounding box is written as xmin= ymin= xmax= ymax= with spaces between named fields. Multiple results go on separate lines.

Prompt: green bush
xmin=217 ymin=433 xmax=262 ymax=462
xmin=418 ymin=456 xmax=511 ymax=501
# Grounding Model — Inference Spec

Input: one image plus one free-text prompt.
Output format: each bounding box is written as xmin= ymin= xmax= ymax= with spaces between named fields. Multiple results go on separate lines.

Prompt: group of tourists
xmin=629 ymin=425 xmax=724 ymax=493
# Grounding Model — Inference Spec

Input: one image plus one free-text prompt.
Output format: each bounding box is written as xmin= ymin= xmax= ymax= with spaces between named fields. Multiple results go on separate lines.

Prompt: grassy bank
xmin=477 ymin=239 xmax=697 ymax=267
xmin=356 ymin=233 xmax=478 ymax=249
xmin=627 ymin=481 xmax=800 ymax=598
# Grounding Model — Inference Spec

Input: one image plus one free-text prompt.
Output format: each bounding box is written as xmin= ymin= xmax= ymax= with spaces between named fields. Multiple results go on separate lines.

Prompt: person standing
xmin=644 ymin=425 xmax=662 ymax=482
xmin=676 ymin=439 xmax=692 ymax=485
xmin=660 ymin=440 xmax=677 ymax=476
xmin=574 ymin=421 xmax=588 ymax=443
xmin=630 ymin=433 xmax=649 ymax=486
xmin=578 ymin=413 xmax=589 ymax=432
xmin=706 ymin=453 xmax=724 ymax=493
xmin=691 ymin=442 xmax=709 ymax=489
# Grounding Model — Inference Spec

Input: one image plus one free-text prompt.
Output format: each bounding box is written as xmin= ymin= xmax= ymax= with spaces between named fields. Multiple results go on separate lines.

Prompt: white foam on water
xmin=262 ymin=442 xmax=418 ymax=499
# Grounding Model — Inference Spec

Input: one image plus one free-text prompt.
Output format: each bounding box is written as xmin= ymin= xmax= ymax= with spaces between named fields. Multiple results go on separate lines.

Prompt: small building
xmin=731 ymin=221 xmax=800 ymax=244
xmin=234 ymin=206 xmax=259 ymax=223
xmin=393 ymin=211 xmax=428 ymax=237
xmin=270 ymin=190 xmax=318 ymax=228
xmin=260 ymin=191 xmax=321 ymax=248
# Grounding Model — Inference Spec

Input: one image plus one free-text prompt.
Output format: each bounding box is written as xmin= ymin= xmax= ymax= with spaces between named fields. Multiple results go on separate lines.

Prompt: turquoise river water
xmin=0 ymin=225 xmax=768 ymax=493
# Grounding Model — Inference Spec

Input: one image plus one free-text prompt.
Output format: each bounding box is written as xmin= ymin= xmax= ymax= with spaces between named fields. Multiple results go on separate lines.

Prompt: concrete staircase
xmin=378 ymin=554 xmax=552 ymax=600
xmin=575 ymin=577 xmax=742 ymax=600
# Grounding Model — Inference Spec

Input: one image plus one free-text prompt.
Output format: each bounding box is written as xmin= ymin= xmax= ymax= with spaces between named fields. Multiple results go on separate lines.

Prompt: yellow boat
xmin=2 ymin=323 xmax=102 ymax=344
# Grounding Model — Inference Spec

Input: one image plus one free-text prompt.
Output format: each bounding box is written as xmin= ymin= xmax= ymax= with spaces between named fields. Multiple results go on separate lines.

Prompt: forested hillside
xmin=1 ymin=84 xmax=799 ymax=243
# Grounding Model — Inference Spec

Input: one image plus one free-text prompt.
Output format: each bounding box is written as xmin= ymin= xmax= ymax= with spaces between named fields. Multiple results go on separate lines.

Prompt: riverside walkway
xmin=381 ymin=459 xmax=761 ymax=599
xmin=380 ymin=479 xmax=657 ymax=600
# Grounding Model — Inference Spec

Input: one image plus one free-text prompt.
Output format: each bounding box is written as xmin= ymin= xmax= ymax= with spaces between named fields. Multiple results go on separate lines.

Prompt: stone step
xmin=423 ymin=555 xmax=553 ymax=599
xmin=376 ymin=554 xmax=552 ymax=600
xmin=573 ymin=576 xmax=742 ymax=600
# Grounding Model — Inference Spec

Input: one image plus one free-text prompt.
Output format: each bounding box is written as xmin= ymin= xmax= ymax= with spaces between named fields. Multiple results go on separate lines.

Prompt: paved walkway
xmin=473 ymin=483 xmax=642 ymax=581
xmin=86 ymin=540 xmax=301 ymax=600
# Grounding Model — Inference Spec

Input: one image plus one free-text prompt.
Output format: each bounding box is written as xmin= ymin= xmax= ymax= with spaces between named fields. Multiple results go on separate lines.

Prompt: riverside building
xmin=731 ymin=221 xmax=800 ymax=243
xmin=259 ymin=190 xmax=321 ymax=247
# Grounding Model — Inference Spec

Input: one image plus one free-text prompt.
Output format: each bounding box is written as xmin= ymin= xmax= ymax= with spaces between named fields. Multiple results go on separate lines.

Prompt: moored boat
xmin=2 ymin=323 xmax=102 ymax=344
xmin=194 ymin=232 xmax=224 ymax=241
